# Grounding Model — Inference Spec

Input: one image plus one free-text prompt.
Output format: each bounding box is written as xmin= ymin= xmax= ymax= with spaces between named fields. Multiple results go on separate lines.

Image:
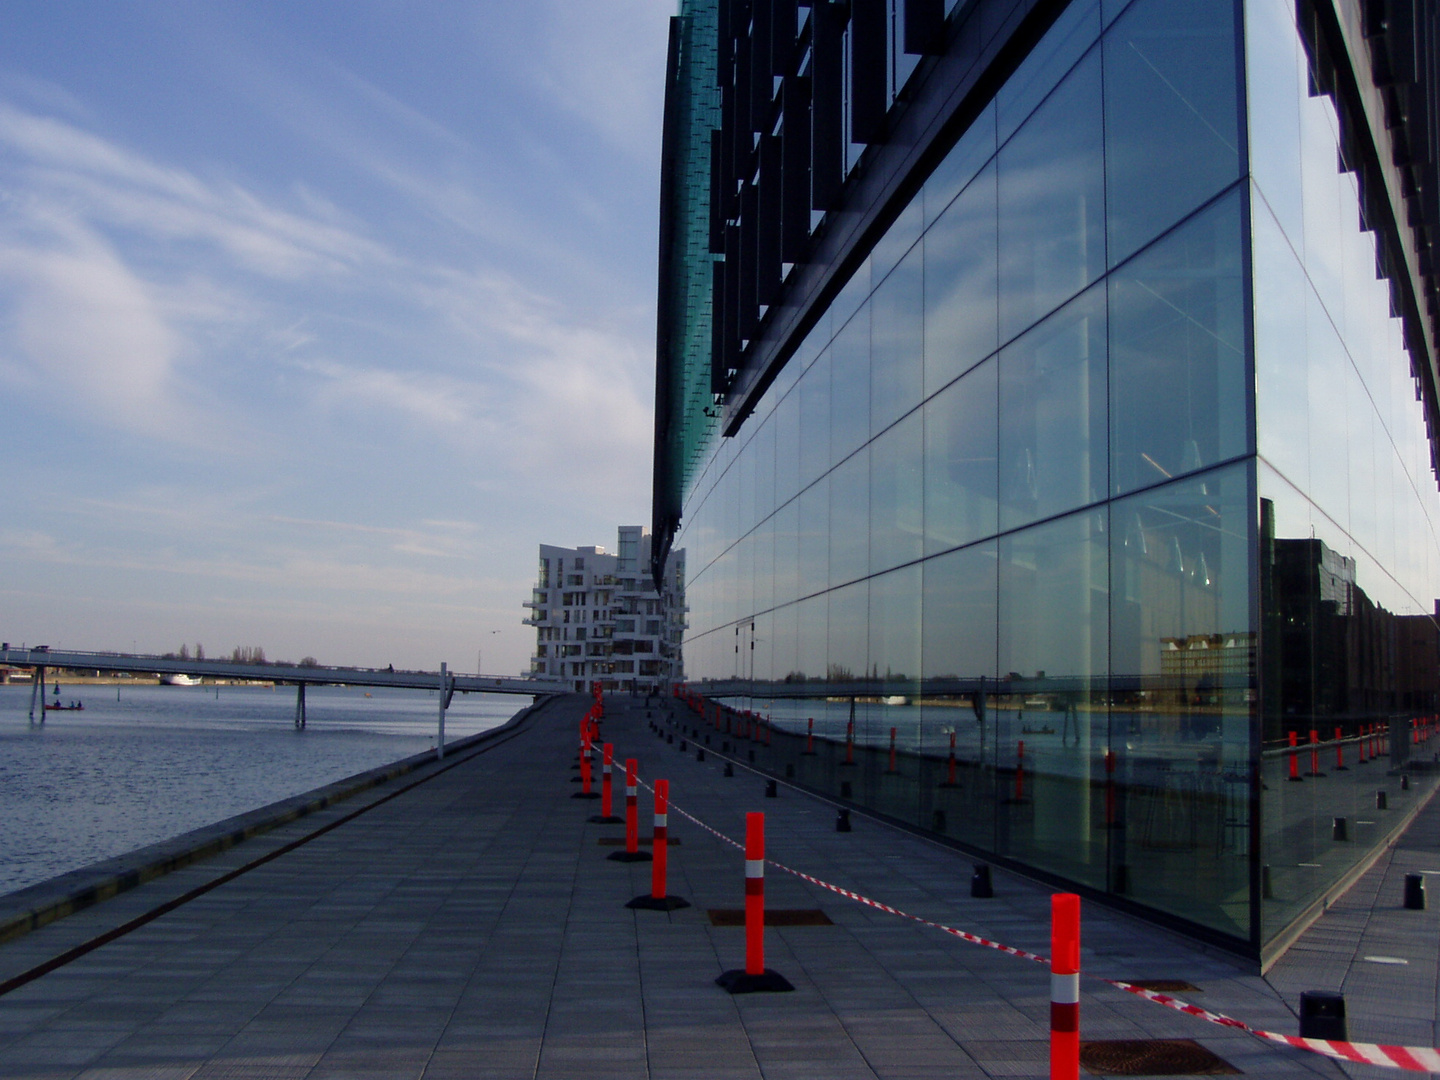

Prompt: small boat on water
xmin=44 ymin=701 xmax=84 ymax=711
xmin=160 ymin=674 xmax=202 ymax=686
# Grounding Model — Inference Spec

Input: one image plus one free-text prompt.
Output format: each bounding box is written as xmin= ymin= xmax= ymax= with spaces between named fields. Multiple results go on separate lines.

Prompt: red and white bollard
xmin=626 ymin=779 xmax=690 ymax=910
xmin=608 ymin=759 xmax=651 ymax=862
xmin=1050 ymin=893 xmax=1080 ymax=1080
xmin=887 ymin=727 xmax=898 ymax=773
xmin=1334 ymin=727 xmax=1347 ymax=771
xmin=602 ymin=744 xmax=614 ymax=815
xmin=805 ymin=717 xmax=815 ymax=755
xmin=1288 ymin=731 xmax=1301 ymax=781
xmin=745 ymin=813 xmax=764 ymax=975
xmin=844 ymin=720 xmax=855 ymax=765
xmin=653 ymin=780 xmax=671 ymax=899
xmin=716 ymin=812 xmax=793 ymax=993
xmin=1308 ymin=729 xmax=1323 ymax=776
xmin=590 ymin=743 xmax=622 ymax=821
xmin=943 ymin=732 xmax=957 ymax=787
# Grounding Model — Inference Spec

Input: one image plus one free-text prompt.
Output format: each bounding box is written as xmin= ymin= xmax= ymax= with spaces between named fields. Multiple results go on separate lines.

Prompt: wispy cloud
xmin=0 ymin=2 xmax=666 ymax=669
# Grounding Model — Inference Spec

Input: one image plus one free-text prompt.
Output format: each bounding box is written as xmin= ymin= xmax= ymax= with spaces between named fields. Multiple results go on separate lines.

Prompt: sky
xmin=0 ymin=2 xmax=673 ymax=674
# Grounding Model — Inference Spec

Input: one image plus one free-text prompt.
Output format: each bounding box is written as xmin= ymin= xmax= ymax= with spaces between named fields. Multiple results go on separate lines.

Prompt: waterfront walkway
xmin=0 ymin=694 xmax=1430 ymax=1079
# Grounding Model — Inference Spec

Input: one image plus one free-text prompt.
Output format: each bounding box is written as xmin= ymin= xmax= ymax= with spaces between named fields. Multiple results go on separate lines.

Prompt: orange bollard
xmin=653 ymin=780 xmax=671 ymax=899
xmin=943 ymin=732 xmax=957 ymax=787
xmin=625 ymin=760 xmax=638 ymax=849
xmin=573 ymin=735 xmax=600 ymax=800
xmin=887 ymin=727 xmax=898 ymax=773
xmin=1308 ymin=729 xmax=1323 ymax=777
xmin=590 ymin=743 xmax=622 ymax=822
xmin=715 ymin=814 xmax=792 ymax=993
xmin=602 ymin=744 xmax=614 ymax=815
xmin=1050 ymin=893 xmax=1080 ymax=1080
xmin=608 ymin=759 xmax=650 ymax=862
xmin=627 ymin=780 xmax=690 ymax=910
xmin=1288 ymin=731 xmax=1301 ymax=781
xmin=844 ymin=720 xmax=855 ymax=765
xmin=805 ymin=717 xmax=815 ymax=755
xmin=745 ymin=813 xmax=764 ymax=975
xmin=1335 ymin=727 xmax=1347 ymax=771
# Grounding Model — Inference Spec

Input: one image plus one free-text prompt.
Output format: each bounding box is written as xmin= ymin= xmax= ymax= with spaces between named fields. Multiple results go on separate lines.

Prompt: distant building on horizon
xmin=523 ymin=526 xmax=686 ymax=694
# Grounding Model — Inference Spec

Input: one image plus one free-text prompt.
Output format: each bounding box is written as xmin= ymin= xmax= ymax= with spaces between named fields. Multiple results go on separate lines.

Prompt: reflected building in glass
xmin=652 ymin=0 xmax=1440 ymax=963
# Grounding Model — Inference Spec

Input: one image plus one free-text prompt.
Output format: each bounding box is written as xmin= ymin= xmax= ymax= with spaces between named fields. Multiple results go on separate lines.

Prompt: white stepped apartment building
xmin=524 ymin=526 xmax=686 ymax=694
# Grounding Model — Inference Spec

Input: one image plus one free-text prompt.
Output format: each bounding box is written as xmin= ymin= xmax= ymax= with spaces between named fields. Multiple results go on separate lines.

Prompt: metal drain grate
xmin=707 ymin=909 xmax=833 ymax=926
xmin=1124 ymin=980 xmax=1202 ymax=992
xmin=1080 ymin=1039 xmax=1239 ymax=1076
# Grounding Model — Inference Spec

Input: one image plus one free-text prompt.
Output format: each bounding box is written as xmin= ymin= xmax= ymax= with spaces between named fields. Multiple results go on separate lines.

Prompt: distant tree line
xmin=156 ymin=644 xmax=319 ymax=667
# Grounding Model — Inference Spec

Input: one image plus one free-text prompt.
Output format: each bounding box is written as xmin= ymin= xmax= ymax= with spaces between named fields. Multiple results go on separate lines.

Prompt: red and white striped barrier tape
xmin=633 ymin=769 xmax=1440 ymax=1072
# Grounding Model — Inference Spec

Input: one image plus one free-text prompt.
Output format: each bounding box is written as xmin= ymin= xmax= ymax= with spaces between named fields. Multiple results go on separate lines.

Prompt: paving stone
xmin=0 ymin=695 xmax=1411 ymax=1078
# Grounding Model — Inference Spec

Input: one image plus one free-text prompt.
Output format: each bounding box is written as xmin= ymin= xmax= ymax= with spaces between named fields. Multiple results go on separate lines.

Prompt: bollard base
xmin=608 ymin=850 xmax=653 ymax=863
xmin=571 ymin=791 xmax=602 ymax=800
xmin=627 ymin=894 xmax=691 ymax=911
xmin=588 ymin=814 xmax=624 ymax=824
xmin=716 ymin=969 xmax=794 ymax=994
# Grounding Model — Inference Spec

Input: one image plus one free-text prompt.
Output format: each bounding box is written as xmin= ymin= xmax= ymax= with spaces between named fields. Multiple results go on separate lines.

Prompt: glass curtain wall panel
xmin=673 ymin=0 xmax=1262 ymax=947
xmin=1248 ymin=0 xmax=1440 ymax=945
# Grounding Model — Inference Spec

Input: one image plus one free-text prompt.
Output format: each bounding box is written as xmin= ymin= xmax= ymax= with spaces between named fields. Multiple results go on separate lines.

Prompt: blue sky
xmin=0 ymin=2 xmax=672 ymax=673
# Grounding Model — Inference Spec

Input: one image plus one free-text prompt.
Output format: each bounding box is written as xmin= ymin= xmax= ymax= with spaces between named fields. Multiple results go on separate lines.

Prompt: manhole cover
xmin=1125 ymin=980 xmax=1202 ymax=992
xmin=707 ymin=908 xmax=833 ymax=926
xmin=1079 ymin=1039 xmax=1240 ymax=1075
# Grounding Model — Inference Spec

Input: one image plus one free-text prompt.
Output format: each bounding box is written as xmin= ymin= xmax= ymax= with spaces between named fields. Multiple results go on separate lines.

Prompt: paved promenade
xmin=0 ymin=693 xmax=1432 ymax=1078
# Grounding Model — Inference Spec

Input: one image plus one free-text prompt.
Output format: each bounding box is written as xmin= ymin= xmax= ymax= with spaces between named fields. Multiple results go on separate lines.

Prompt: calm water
xmin=0 ymin=682 xmax=526 ymax=895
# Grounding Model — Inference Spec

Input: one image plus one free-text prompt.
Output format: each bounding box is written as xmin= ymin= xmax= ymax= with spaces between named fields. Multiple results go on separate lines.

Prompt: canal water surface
xmin=0 ymin=682 xmax=524 ymax=895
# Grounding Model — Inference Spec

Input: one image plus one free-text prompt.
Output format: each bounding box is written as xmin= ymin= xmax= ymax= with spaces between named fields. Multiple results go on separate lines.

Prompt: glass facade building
xmin=653 ymin=0 xmax=1440 ymax=962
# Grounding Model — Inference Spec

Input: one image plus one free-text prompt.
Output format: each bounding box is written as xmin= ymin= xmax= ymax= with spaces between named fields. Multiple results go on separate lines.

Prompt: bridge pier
xmin=28 ymin=666 xmax=46 ymax=722
xmin=294 ymin=684 xmax=307 ymax=730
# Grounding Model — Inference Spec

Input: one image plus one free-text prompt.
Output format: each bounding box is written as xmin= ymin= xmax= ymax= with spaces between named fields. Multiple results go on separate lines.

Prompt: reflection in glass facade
xmin=654 ymin=0 xmax=1440 ymax=963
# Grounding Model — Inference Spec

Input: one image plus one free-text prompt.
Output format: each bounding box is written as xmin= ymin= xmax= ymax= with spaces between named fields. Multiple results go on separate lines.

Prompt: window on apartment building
xmin=646 ymin=620 xmax=661 ymax=636
xmin=633 ymin=640 xmax=653 ymax=653
xmin=576 ymin=628 xmax=586 ymax=640
xmin=613 ymin=660 xmax=635 ymax=673
xmin=536 ymin=645 xmax=547 ymax=657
